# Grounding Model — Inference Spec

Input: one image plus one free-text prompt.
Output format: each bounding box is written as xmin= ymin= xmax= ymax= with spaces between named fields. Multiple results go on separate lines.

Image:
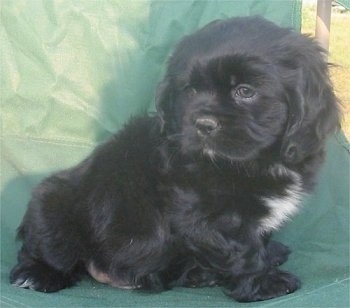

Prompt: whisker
xmin=164 ymin=148 xmax=181 ymax=170
xmin=210 ymin=154 xmax=221 ymax=170
xmin=166 ymin=133 xmax=185 ymax=141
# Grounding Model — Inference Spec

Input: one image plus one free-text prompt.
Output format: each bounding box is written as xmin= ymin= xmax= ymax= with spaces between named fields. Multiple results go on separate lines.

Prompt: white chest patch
xmin=259 ymin=165 xmax=305 ymax=233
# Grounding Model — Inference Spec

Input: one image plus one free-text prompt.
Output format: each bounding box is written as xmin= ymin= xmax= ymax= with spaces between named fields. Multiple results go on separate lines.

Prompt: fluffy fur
xmin=10 ymin=16 xmax=340 ymax=302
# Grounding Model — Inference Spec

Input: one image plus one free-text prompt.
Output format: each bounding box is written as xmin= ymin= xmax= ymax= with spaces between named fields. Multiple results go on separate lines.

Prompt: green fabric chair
xmin=1 ymin=1 xmax=349 ymax=306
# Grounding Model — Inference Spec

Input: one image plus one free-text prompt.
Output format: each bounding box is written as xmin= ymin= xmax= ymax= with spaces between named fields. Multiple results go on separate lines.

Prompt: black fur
xmin=10 ymin=16 xmax=340 ymax=302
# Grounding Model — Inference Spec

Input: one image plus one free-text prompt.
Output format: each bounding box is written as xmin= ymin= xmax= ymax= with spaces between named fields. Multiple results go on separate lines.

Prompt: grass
xmin=302 ymin=3 xmax=350 ymax=140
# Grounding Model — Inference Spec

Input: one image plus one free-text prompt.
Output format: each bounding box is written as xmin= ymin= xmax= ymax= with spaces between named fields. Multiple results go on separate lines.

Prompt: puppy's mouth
xmin=183 ymin=116 xmax=263 ymax=162
xmin=198 ymin=134 xmax=230 ymax=161
xmin=202 ymin=143 xmax=258 ymax=162
xmin=202 ymin=145 xmax=216 ymax=159
xmin=198 ymin=132 xmax=260 ymax=162
xmin=202 ymin=144 xmax=238 ymax=162
xmin=194 ymin=116 xmax=243 ymax=161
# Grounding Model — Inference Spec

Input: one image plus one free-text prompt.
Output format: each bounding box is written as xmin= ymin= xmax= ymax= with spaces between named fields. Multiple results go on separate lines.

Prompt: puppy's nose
xmin=195 ymin=117 xmax=220 ymax=136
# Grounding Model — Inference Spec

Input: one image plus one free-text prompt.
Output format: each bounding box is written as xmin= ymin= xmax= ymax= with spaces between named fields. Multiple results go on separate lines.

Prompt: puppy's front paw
xmin=227 ymin=269 xmax=300 ymax=302
xmin=10 ymin=261 xmax=79 ymax=293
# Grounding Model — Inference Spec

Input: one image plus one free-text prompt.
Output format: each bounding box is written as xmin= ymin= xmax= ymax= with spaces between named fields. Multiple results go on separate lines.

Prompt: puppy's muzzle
xmin=195 ymin=117 xmax=220 ymax=137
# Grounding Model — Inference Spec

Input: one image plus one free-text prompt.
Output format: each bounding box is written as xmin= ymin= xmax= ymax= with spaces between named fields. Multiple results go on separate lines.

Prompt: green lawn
xmin=302 ymin=3 xmax=350 ymax=139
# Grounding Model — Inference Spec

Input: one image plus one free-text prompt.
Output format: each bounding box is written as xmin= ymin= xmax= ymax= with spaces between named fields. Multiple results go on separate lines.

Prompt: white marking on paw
xmin=13 ymin=278 xmax=34 ymax=289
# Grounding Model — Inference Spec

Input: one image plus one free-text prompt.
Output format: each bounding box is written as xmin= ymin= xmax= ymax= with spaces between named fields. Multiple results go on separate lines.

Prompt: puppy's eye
xmin=233 ymin=85 xmax=256 ymax=100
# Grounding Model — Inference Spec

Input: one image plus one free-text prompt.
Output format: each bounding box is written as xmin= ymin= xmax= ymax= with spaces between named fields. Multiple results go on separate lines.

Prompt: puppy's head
xmin=156 ymin=16 xmax=340 ymax=163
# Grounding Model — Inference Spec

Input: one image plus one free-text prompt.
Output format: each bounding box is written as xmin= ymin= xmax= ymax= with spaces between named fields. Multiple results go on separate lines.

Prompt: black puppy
xmin=10 ymin=16 xmax=340 ymax=302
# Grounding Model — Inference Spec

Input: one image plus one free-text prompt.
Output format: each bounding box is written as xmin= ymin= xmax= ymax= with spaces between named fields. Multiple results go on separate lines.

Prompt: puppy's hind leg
xmin=10 ymin=245 xmax=84 ymax=292
xmin=10 ymin=173 xmax=86 ymax=292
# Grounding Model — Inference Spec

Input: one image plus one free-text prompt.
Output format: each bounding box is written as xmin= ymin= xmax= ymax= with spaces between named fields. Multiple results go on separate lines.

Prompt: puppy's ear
xmin=281 ymin=42 xmax=340 ymax=163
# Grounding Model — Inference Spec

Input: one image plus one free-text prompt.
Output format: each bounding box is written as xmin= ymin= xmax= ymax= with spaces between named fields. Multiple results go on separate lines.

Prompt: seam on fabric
xmin=1 ymin=135 xmax=96 ymax=149
xmin=0 ymin=296 xmax=30 ymax=307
